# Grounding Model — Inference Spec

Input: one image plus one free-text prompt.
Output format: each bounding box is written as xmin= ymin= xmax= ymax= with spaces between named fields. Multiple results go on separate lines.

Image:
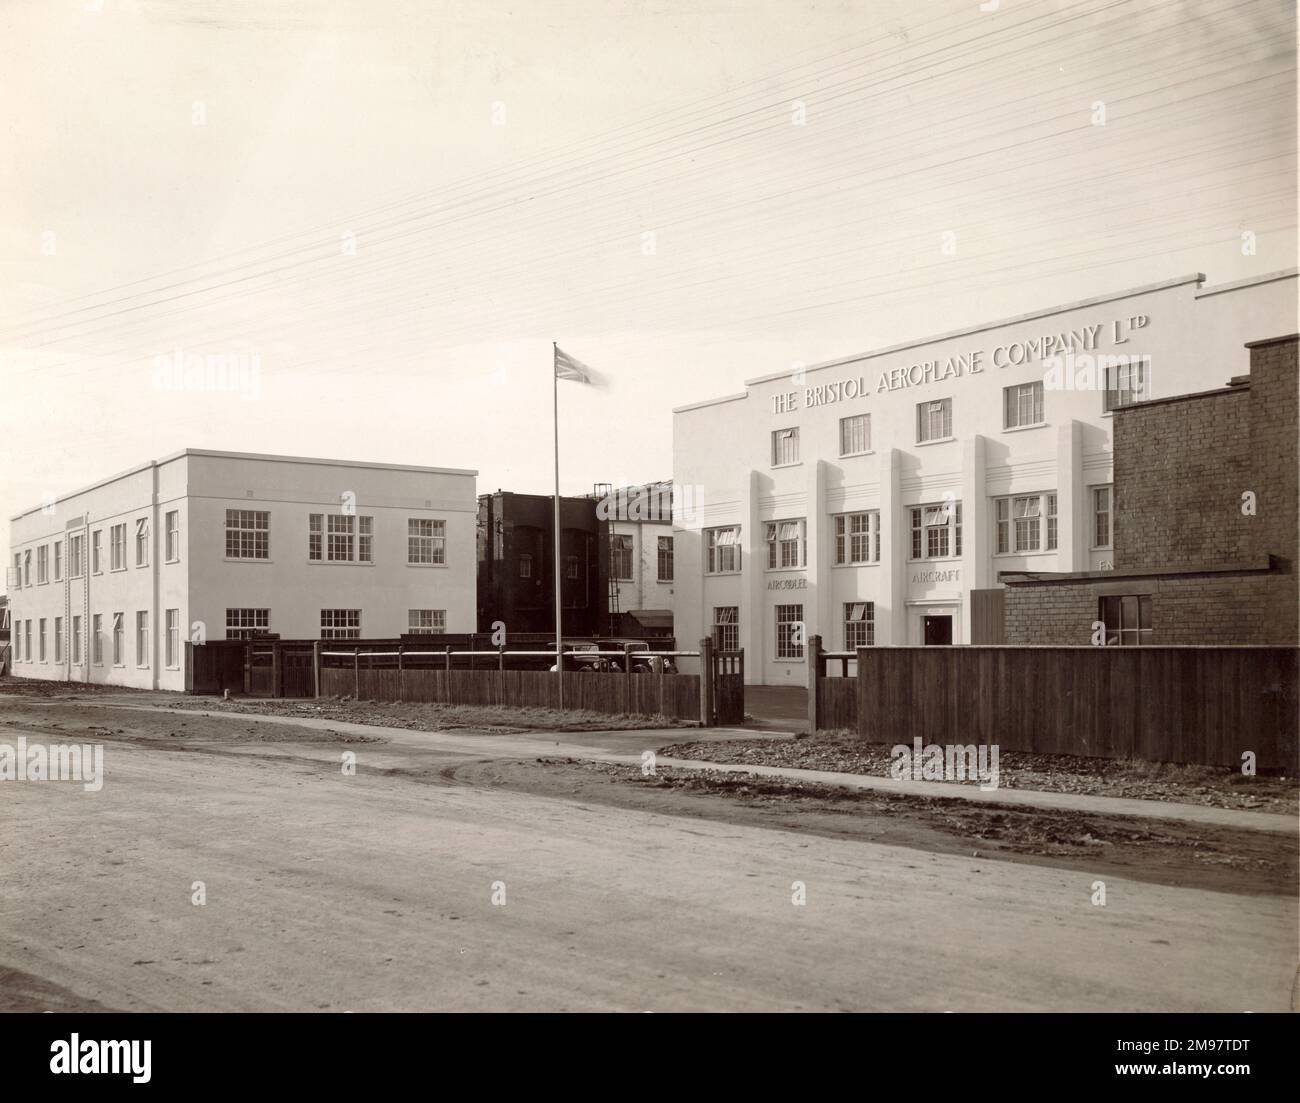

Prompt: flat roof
xmin=11 ymin=448 xmax=478 ymax=523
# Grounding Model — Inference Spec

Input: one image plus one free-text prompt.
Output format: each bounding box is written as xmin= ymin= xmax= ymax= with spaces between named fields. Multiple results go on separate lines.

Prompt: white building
xmin=7 ymin=449 xmax=477 ymax=691
xmin=600 ymin=480 xmax=675 ymax=637
xmin=671 ymin=270 xmax=1299 ymax=686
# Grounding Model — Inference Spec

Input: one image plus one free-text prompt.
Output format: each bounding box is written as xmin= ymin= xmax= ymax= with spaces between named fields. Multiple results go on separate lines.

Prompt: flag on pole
xmin=554 ymin=345 xmax=605 ymax=386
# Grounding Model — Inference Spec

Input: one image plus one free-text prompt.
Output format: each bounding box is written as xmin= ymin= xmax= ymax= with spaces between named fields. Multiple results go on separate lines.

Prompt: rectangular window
xmin=91 ymin=530 xmax=102 ymax=573
xmin=165 ymin=510 xmax=180 ymax=561
xmin=92 ymin=614 xmax=103 ymax=665
xmin=112 ymin=613 xmax=124 ymax=666
xmin=610 ymin=534 xmax=634 ymax=580
xmin=309 ymin=513 xmax=323 ymax=560
xmin=407 ymin=609 xmax=446 ymax=635
xmin=834 ymin=511 xmax=880 ymax=565
xmin=135 ymin=517 xmax=149 ymax=566
xmin=165 ymin=609 xmax=180 ymax=668
xmin=225 ymin=509 xmax=270 ymax=559
xmin=1093 ymin=486 xmax=1112 ymax=548
xmin=657 ymin=535 xmax=674 ymax=581
xmin=358 ymin=516 xmax=373 ymax=563
xmin=775 ymin=604 xmax=805 ymax=660
xmin=38 ymin=618 xmax=46 ymax=662
xmin=72 ymin=615 xmax=82 ymax=665
xmin=1003 ymin=381 xmax=1045 ymax=428
xmin=135 ymin=611 xmax=148 ymax=667
xmin=844 ymin=602 xmax=875 ymax=649
xmin=226 ymin=608 xmax=270 ymax=640
xmin=327 ymin=514 xmax=354 ymax=561
xmin=407 ymin=518 xmax=446 ymax=564
xmin=321 ymin=609 xmax=361 ymax=639
xmin=24 ymin=620 xmax=32 ymax=661
xmin=765 ymin=519 xmax=805 ymax=569
xmin=771 ymin=426 xmax=800 ymax=466
xmin=1046 ymin=493 xmax=1058 ymax=551
xmin=1099 ymin=595 xmax=1152 ymax=646
xmin=712 ymin=606 xmax=739 ymax=652
xmin=12 ymin=553 xmax=20 ymax=590
xmin=110 ymin=523 xmax=126 ymax=570
xmin=565 ymin=556 xmax=579 ymax=580
xmin=519 ymin=554 xmax=532 ymax=579
xmin=54 ymin=617 xmax=64 ymax=664
xmin=69 ymin=534 xmax=84 ymax=578
xmin=23 ymin=549 xmax=30 ymax=587
xmin=910 ymin=501 xmax=962 ymax=560
xmin=994 ymin=492 xmax=1056 ymax=554
xmin=705 ymin=526 xmax=741 ymax=574
xmin=839 ymin=413 xmax=871 ymax=456
xmin=53 ymin=540 xmax=62 ymax=581
xmin=37 ymin=544 xmax=48 ymax=584
xmin=916 ymin=398 xmax=953 ymax=443
xmin=1104 ymin=357 xmax=1148 ymax=411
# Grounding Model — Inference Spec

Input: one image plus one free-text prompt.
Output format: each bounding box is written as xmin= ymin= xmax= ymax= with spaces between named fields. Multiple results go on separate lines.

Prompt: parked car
xmin=550 ymin=639 xmax=677 ymax=674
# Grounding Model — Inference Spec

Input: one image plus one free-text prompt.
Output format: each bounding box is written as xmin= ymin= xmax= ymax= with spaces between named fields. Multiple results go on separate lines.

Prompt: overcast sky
xmin=1 ymin=0 xmax=1295 ymax=575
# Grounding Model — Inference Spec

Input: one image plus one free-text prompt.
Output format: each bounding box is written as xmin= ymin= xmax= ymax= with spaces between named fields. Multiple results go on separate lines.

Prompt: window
xmin=706 ymin=526 xmax=741 ymax=574
xmin=994 ymin=492 xmax=1057 ymax=554
xmin=358 ymin=516 xmax=373 ymax=563
xmin=226 ymin=609 xmax=270 ymax=640
xmin=1093 ymin=486 xmax=1112 ymax=548
xmin=1046 ymin=493 xmax=1058 ymax=551
xmin=1099 ymin=595 xmax=1152 ymax=646
xmin=565 ymin=556 xmax=579 ymax=580
xmin=765 ymin=519 xmax=805 ymax=569
xmin=657 ymin=535 xmax=674 ymax=581
xmin=309 ymin=513 xmax=322 ymax=560
xmin=775 ymin=604 xmax=805 ymax=660
xmin=23 ymin=549 xmax=31 ymax=586
xmin=844 ymin=602 xmax=875 ymax=649
xmin=834 ymin=511 xmax=880 ymax=565
xmin=12 ymin=620 xmax=19 ymax=662
xmin=712 ymin=606 xmax=739 ymax=652
xmin=37 ymin=545 xmax=48 ymax=584
xmin=54 ymin=617 xmax=64 ymax=663
xmin=910 ymin=501 xmax=962 ymax=559
xmin=772 ymin=426 xmax=800 ymax=466
xmin=38 ymin=618 xmax=47 ymax=662
xmin=225 ymin=509 xmax=270 ymax=559
xmin=135 ymin=517 xmax=149 ymax=566
xmin=408 ymin=518 xmax=446 ymax=564
xmin=91 ymin=530 xmax=102 ymax=573
xmin=1104 ymin=358 xmax=1147 ymax=411
xmin=407 ymin=609 xmax=446 ymax=635
xmin=69 ymin=534 xmax=84 ymax=578
xmin=92 ymin=614 xmax=103 ymax=665
xmin=165 ymin=609 xmax=180 ymax=668
xmin=321 ymin=609 xmax=361 ymax=639
xmin=519 ymin=554 xmax=532 ymax=579
xmin=328 ymin=514 xmax=354 ymax=561
xmin=1003 ymin=381 xmax=1044 ymax=428
xmin=112 ymin=613 xmax=124 ymax=666
xmin=916 ymin=398 xmax=953 ymax=443
xmin=53 ymin=540 xmax=62 ymax=581
xmin=11 ymin=553 xmax=20 ymax=589
xmin=24 ymin=620 xmax=31 ymax=661
xmin=165 ymin=511 xmax=180 ymax=561
xmin=110 ymin=523 xmax=126 ymax=570
xmin=72 ymin=615 xmax=83 ymax=665
xmin=135 ymin=611 xmax=148 ymax=667
xmin=839 ymin=413 xmax=871 ymax=456
xmin=610 ymin=534 xmax=634 ymax=580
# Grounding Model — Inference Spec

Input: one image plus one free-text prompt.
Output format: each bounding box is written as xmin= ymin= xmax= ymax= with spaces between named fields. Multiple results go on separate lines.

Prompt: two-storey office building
xmin=671 ymin=270 xmax=1298 ymax=686
xmin=597 ymin=480 xmax=676 ymax=638
xmin=7 ymin=449 xmax=477 ymax=691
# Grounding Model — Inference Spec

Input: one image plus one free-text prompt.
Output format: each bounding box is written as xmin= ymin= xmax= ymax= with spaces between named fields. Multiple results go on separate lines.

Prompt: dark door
xmin=923 ymin=615 xmax=953 ymax=646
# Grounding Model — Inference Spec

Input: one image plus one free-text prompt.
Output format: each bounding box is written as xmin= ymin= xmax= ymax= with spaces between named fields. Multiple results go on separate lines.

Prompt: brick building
xmin=1002 ymin=335 xmax=1298 ymax=644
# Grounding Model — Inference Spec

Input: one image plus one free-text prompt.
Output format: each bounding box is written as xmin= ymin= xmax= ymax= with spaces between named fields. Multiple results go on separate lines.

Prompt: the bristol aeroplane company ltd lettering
xmin=770 ymin=313 xmax=1150 ymax=412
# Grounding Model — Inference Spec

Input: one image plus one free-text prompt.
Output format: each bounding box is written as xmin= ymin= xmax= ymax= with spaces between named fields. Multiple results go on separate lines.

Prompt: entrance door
xmin=923 ymin=614 xmax=953 ymax=646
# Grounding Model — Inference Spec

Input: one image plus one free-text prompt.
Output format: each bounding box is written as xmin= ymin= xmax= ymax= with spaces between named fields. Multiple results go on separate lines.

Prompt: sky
xmin=0 ymin=0 xmax=1296 ymax=576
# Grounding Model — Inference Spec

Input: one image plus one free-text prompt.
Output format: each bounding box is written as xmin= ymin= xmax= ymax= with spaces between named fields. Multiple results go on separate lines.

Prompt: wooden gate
xmin=712 ymin=649 xmax=744 ymax=725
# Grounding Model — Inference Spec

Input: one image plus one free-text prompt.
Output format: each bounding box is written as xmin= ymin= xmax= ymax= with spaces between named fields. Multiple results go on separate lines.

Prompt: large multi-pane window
xmin=408 ymin=519 xmax=446 ymax=564
xmin=53 ymin=540 xmax=62 ymax=581
xmin=321 ymin=609 xmax=362 ymax=639
xmin=839 ymin=413 xmax=871 ymax=456
xmin=92 ymin=614 xmax=103 ymax=665
xmin=135 ymin=611 xmax=148 ymax=667
xmin=771 ymin=426 xmax=800 ymax=466
xmin=657 ymin=536 xmax=674 ymax=581
xmin=69 ymin=534 xmax=84 ymax=578
xmin=135 ymin=517 xmax=149 ymax=566
xmin=610 ymin=534 xmax=634 ymax=580
xmin=165 ymin=609 xmax=180 ymax=668
xmin=11 ymin=553 xmax=20 ymax=589
xmin=225 ymin=510 xmax=270 ymax=559
xmin=1092 ymin=486 xmax=1112 ymax=548
xmin=834 ymin=511 xmax=880 ymax=565
xmin=407 ymin=609 xmax=446 ymax=634
xmin=775 ymin=604 xmax=805 ymax=660
xmin=226 ymin=608 xmax=270 ymax=639
xmin=844 ymin=602 xmax=875 ymax=649
xmin=328 ymin=515 xmax=354 ymax=561
xmin=308 ymin=513 xmax=322 ymax=560
xmin=1103 ymin=357 xmax=1148 ymax=411
xmin=910 ymin=501 xmax=962 ymax=559
xmin=705 ymin=526 xmax=740 ymax=574
xmin=38 ymin=618 xmax=47 ymax=662
xmin=22 ymin=549 xmax=30 ymax=587
xmin=72 ymin=615 xmax=83 ymax=665
xmin=55 ymin=617 xmax=64 ymax=663
xmin=1099 ymin=595 xmax=1152 ymax=645
xmin=916 ymin=397 xmax=953 ymax=442
xmin=712 ymin=606 xmax=739 ymax=652
xmin=37 ymin=545 xmax=48 ymax=584
xmin=112 ymin=613 xmax=124 ymax=665
xmin=24 ymin=620 xmax=32 ymax=661
xmin=766 ymin=520 xmax=805 ymax=569
xmin=358 ymin=516 xmax=373 ymax=562
xmin=91 ymin=530 xmax=102 ymax=573
xmin=110 ymin=523 xmax=126 ymax=569
xmin=165 ymin=510 xmax=180 ymax=561
xmin=994 ymin=492 xmax=1058 ymax=553
xmin=1003 ymin=381 xmax=1044 ymax=428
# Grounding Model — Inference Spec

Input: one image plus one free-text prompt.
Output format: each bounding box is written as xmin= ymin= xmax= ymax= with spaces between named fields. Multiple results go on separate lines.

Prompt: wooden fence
xmin=806 ymin=639 xmax=1298 ymax=769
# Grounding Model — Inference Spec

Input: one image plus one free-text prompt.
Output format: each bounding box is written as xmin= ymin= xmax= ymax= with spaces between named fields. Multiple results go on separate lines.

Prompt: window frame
xmin=226 ymin=608 xmax=271 ymax=640
xmin=765 ymin=519 xmax=806 ymax=570
xmin=656 ymin=535 xmax=674 ymax=582
xmin=407 ymin=518 xmax=447 ymax=566
xmin=774 ymin=603 xmax=805 ymax=660
xmin=916 ymin=397 xmax=953 ymax=444
xmin=993 ymin=491 xmax=1058 ymax=555
xmin=1092 ymin=485 xmax=1113 ymax=549
xmin=771 ymin=426 xmax=800 ymax=467
xmin=1099 ymin=594 xmax=1152 ymax=646
xmin=834 ymin=510 xmax=881 ymax=565
xmin=406 ymin=609 xmax=446 ymax=635
xmin=610 ymin=533 xmax=634 ymax=581
xmin=844 ymin=601 xmax=875 ymax=650
xmin=225 ymin=509 xmax=270 ymax=560
xmin=705 ymin=526 xmax=741 ymax=575
xmin=320 ymin=608 xmax=362 ymax=640
xmin=1003 ymin=381 xmax=1045 ymax=429
xmin=712 ymin=606 xmax=739 ymax=652
xmin=838 ymin=413 xmax=871 ymax=457
xmin=909 ymin=500 xmax=962 ymax=561
xmin=165 ymin=510 xmax=180 ymax=562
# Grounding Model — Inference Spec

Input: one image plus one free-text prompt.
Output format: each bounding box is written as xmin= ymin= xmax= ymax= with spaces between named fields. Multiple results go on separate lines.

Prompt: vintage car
xmin=550 ymin=639 xmax=677 ymax=674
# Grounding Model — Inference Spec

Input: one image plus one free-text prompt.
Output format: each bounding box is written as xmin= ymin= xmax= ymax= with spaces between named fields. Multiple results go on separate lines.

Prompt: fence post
xmin=397 ymin=642 xmax=404 ymax=702
xmin=243 ymin=643 xmax=251 ymax=696
xmin=272 ymin=642 xmax=283 ymax=698
xmin=807 ymin=635 xmax=822 ymax=734
xmin=312 ymin=641 xmax=321 ymax=698
xmin=623 ymin=643 xmax=635 ymax=713
xmin=353 ymin=647 xmax=360 ymax=699
xmin=855 ymin=646 xmax=868 ymax=741
xmin=699 ymin=637 xmax=714 ymax=727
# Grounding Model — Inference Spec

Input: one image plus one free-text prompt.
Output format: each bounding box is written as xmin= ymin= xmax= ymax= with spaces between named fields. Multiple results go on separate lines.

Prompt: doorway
xmin=923 ymin=614 xmax=953 ymax=646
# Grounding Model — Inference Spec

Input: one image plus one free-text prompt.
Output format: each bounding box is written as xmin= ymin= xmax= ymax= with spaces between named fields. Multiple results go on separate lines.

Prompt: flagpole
xmin=552 ymin=341 xmax=564 ymax=709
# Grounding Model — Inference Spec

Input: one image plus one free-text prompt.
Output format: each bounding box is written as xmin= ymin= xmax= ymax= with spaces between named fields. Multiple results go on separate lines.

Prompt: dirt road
xmin=1 ymin=697 xmax=1295 ymax=1011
